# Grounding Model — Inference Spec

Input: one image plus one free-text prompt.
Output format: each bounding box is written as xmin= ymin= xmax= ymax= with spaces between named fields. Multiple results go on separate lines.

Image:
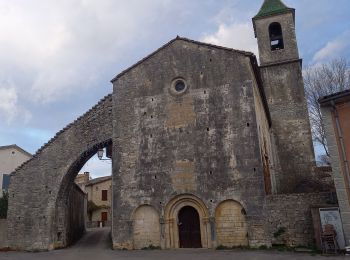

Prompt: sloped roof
xmin=111 ymin=36 xmax=254 ymax=83
xmin=319 ymin=89 xmax=350 ymax=107
xmin=85 ymin=176 xmax=111 ymax=186
xmin=0 ymin=144 xmax=32 ymax=157
xmin=253 ymin=0 xmax=294 ymax=19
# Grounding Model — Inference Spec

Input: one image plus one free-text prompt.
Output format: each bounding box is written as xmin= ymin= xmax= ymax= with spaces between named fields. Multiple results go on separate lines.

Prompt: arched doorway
xmin=164 ymin=194 xmax=211 ymax=249
xmin=54 ymin=140 xmax=112 ymax=248
xmin=178 ymin=206 xmax=202 ymax=248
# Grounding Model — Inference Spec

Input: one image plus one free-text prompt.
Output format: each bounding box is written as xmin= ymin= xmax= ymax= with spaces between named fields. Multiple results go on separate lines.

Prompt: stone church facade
xmin=111 ymin=0 xmax=316 ymax=249
xmin=7 ymin=0 xmax=336 ymax=251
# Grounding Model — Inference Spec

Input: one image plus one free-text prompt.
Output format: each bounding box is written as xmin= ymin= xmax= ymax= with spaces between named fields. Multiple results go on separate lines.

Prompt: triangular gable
xmin=0 ymin=144 xmax=32 ymax=158
xmin=110 ymin=36 xmax=254 ymax=83
xmin=110 ymin=36 xmax=271 ymax=127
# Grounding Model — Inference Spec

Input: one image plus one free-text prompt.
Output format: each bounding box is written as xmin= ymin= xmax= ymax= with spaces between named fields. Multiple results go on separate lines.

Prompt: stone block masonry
xmin=112 ymin=38 xmax=270 ymax=249
xmin=7 ymin=94 xmax=113 ymax=251
xmin=266 ymin=192 xmax=336 ymax=247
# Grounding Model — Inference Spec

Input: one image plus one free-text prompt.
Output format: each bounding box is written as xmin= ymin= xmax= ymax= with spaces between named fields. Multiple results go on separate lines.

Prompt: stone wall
xmin=266 ymin=192 xmax=336 ymax=247
xmin=65 ymin=184 xmax=86 ymax=247
xmin=215 ymin=200 xmax=248 ymax=247
xmin=0 ymin=219 xmax=7 ymax=248
xmin=132 ymin=205 xmax=161 ymax=249
xmin=112 ymin=38 xmax=270 ymax=249
xmin=252 ymin=73 xmax=278 ymax=194
xmin=7 ymin=94 xmax=113 ymax=251
xmin=254 ymin=7 xmax=315 ymax=194
xmin=253 ymin=12 xmax=299 ymax=66
xmin=260 ymin=61 xmax=315 ymax=194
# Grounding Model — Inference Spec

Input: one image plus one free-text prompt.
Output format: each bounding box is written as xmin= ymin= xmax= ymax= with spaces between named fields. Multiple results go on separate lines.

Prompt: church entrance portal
xmin=178 ymin=206 xmax=202 ymax=248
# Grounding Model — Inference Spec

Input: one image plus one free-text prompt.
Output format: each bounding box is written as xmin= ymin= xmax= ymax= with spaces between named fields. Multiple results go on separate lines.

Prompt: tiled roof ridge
xmin=85 ymin=176 xmax=112 ymax=186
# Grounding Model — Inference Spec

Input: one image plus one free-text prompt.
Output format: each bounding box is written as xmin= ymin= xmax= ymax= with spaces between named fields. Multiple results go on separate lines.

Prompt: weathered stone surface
xmin=112 ymin=38 xmax=269 ymax=249
xmin=0 ymin=219 xmax=7 ymax=248
xmin=132 ymin=205 xmax=161 ymax=249
xmin=215 ymin=200 xmax=248 ymax=247
xmin=266 ymin=192 xmax=336 ymax=247
xmin=6 ymin=1 xmax=325 ymax=251
xmin=253 ymin=12 xmax=299 ymax=66
xmin=259 ymin=61 xmax=315 ymax=193
xmin=7 ymin=94 xmax=113 ymax=251
xmin=254 ymin=6 xmax=315 ymax=193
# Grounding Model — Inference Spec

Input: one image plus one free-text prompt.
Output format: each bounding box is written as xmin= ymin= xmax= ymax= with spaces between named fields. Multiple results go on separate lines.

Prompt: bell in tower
xmin=253 ymin=0 xmax=299 ymax=65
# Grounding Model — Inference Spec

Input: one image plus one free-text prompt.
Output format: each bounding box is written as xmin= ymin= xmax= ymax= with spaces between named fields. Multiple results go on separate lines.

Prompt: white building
xmin=0 ymin=145 xmax=32 ymax=195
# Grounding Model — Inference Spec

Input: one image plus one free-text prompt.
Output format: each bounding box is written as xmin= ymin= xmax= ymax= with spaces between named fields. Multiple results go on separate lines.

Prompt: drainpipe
xmin=331 ymin=100 xmax=350 ymax=189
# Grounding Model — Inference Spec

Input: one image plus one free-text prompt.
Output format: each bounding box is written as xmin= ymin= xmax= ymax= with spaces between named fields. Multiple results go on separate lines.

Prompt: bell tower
xmin=253 ymin=0 xmax=298 ymax=65
xmin=252 ymin=0 xmax=315 ymax=193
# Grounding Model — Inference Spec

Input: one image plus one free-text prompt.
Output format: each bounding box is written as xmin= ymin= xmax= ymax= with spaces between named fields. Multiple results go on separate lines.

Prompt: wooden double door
xmin=178 ymin=206 xmax=202 ymax=248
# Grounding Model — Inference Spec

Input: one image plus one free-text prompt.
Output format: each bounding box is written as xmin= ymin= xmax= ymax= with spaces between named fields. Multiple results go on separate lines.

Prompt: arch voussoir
xmin=7 ymin=94 xmax=113 ymax=251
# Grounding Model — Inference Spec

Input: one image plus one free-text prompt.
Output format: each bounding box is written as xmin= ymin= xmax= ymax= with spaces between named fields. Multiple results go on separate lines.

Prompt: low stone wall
xmin=266 ymin=192 xmax=337 ymax=247
xmin=0 ymin=219 xmax=7 ymax=248
xmin=86 ymin=221 xmax=111 ymax=228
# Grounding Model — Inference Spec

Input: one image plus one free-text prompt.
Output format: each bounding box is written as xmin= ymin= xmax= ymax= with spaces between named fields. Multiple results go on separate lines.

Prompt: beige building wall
xmin=0 ymin=145 xmax=31 ymax=195
xmin=0 ymin=146 xmax=31 ymax=174
xmin=91 ymin=208 xmax=111 ymax=222
xmin=85 ymin=177 xmax=112 ymax=223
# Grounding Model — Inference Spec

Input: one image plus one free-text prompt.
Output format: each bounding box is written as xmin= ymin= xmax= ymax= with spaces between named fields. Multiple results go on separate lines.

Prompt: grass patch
xmin=141 ymin=245 xmax=161 ymax=250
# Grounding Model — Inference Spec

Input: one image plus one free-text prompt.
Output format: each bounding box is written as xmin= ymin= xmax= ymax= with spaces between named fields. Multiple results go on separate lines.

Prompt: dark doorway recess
xmin=178 ymin=206 xmax=202 ymax=248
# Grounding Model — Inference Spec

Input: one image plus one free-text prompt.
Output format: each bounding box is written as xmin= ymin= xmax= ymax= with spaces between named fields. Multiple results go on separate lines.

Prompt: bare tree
xmin=304 ymin=58 xmax=350 ymax=156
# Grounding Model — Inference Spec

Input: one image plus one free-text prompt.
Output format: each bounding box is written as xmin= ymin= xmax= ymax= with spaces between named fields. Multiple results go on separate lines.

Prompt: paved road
xmin=0 ymin=228 xmax=347 ymax=260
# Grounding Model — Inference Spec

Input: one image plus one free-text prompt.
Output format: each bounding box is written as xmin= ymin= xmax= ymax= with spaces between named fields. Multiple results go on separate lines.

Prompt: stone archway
xmin=53 ymin=139 xmax=112 ymax=248
xmin=164 ymin=194 xmax=211 ymax=249
xmin=7 ymin=94 xmax=113 ymax=251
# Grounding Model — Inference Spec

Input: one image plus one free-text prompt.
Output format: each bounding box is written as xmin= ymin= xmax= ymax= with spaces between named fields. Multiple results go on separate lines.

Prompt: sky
xmin=1 ymin=0 xmax=349 ymax=178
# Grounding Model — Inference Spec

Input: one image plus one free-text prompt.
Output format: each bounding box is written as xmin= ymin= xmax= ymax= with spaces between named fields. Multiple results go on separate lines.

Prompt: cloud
xmin=81 ymin=155 xmax=112 ymax=179
xmin=201 ymin=22 xmax=258 ymax=55
xmin=313 ymin=30 xmax=350 ymax=63
xmin=0 ymin=84 xmax=31 ymax=124
xmin=0 ymin=0 xmax=176 ymax=104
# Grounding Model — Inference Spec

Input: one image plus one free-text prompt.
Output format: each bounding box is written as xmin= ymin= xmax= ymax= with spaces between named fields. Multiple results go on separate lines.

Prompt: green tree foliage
xmin=0 ymin=191 xmax=8 ymax=219
xmin=87 ymin=200 xmax=101 ymax=221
